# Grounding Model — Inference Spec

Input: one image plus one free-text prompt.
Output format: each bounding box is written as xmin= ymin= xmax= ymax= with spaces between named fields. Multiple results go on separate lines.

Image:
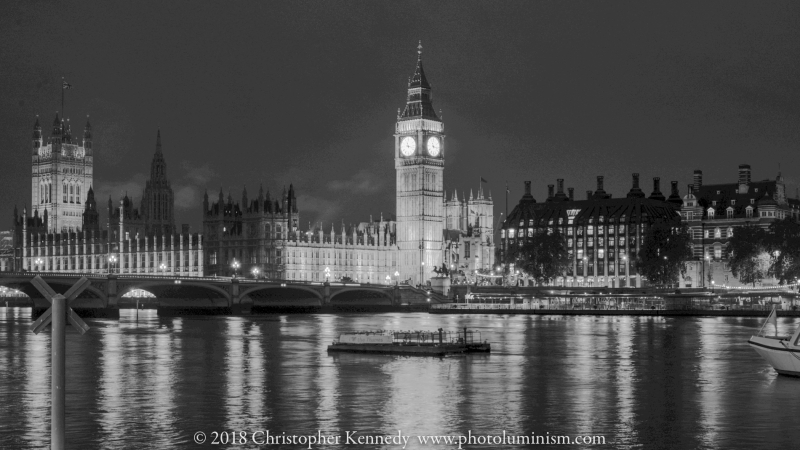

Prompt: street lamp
xmin=394 ymin=270 xmax=399 ymax=286
xmin=108 ymin=255 xmax=117 ymax=275
xmin=251 ymin=267 xmax=260 ymax=279
xmin=231 ymin=259 xmax=240 ymax=278
xmin=159 ymin=262 xmax=167 ymax=276
xmin=324 ymin=266 xmax=331 ymax=282
xmin=385 ymin=275 xmax=391 ymax=284
xmin=35 ymin=258 xmax=43 ymax=272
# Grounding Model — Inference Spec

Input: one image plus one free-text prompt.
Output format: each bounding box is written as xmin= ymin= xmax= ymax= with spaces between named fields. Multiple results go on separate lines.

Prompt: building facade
xmin=31 ymin=114 xmax=93 ymax=233
xmin=500 ymin=175 xmax=682 ymax=287
xmin=201 ymin=43 xmax=495 ymax=285
xmin=14 ymin=126 xmax=203 ymax=276
xmin=680 ymin=164 xmax=800 ymax=288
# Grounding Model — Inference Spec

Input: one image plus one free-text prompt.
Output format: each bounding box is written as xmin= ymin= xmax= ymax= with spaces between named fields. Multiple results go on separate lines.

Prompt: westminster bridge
xmin=0 ymin=272 xmax=446 ymax=318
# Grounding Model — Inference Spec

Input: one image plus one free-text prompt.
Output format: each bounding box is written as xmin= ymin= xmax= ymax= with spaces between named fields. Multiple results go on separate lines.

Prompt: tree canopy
xmin=727 ymin=223 xmax=769 ymax=287
xmin=765 ymin=217 xmax=800 ymax=284
xmin=636 ymin=221 xmax=693 ymax=287
xmin=505 ymin=229 xmax=570 ymax=285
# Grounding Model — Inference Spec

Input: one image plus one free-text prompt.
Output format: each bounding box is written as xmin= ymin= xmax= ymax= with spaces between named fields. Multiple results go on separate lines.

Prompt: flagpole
xmin=61 ymin=77 xmax=65 ymax=124
xmin=505 ymin=181 xmax=508 ymax=219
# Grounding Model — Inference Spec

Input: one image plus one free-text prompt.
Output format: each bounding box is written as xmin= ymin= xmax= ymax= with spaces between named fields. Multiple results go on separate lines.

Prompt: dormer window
xmin=726 ymin=207 xmax=733 ymax=219
xmin=746 ymin=206 xmax=753 ymax=218
xmin=712 ymin=201 xmax=717 ymax=206
xmin=755 ymin=188 xmax=759 ymax=193
xmin=716 ymin=190 xmax=721 ymax=195
xmin=707 ymin=208 xmax=715 ymax=219
xmin=731 ymin=200 xmax=736 ymax=205
xmin=750 ymin=199 xmax=755 ymax=204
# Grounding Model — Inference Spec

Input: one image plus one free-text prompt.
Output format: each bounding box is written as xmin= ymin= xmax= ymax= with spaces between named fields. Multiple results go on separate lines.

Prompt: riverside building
xmin=14 ymin=128 xmax=203 ymax=276
xmin=202 ymin=43 xmax=495 ymax=285
xmin=500 ymin=175 xmax=682 ymax=287
xmin=679 ymin=164 xmax=800 ymax=288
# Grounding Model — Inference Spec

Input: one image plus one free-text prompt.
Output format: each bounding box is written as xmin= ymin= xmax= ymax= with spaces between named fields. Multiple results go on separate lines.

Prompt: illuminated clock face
xmin=427 ymin=136 xmax=441 ymax=157
xmin=400 ymin=136 xmax=416 ymax=156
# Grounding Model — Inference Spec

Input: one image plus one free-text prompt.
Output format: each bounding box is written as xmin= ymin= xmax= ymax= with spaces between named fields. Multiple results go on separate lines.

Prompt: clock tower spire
xmin=395 ymin=41 xmax=445 ymax=285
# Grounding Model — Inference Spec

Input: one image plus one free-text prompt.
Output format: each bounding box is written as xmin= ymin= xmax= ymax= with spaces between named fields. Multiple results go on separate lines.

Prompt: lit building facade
xmin=14 ymin=127 xmax=203 ymax=276
xmin=500 ymin=175 xmax=681 ymax=287
xmin=201 ymin=43 xmax=494 ymax=285
xmin=30 ymin=114 xmax=93 ymax=233
xmin=680 ymin=164 xmax=800 ymax=288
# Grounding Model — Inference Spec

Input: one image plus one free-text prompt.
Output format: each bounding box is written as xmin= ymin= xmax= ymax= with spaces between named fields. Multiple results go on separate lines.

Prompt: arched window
xmin=69 ymin=185 xmax=74 ymax=203
xmin=707 ymin=208 xmax=715 ymax=219
xmin=63 ymin=184 xmax=67 ymax=203
xmin=714 ymin=228 xmax=721 ymax=238
xmin=76 ymin=185 xmax=81 ymax=203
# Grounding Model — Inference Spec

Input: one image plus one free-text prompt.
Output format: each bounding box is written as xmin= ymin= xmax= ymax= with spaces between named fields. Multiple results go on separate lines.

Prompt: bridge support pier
xmin=323 ymin=282 xmax=331 ymax=304
xmin=229 ymin=278 xmax=252 ymax=315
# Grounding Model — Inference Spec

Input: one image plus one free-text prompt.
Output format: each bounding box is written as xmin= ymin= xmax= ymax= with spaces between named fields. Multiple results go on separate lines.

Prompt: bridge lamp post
xmin=251 ymin=267 xmax=260 ymax=279
xmin=35 ymin=258 xmax=43 ymax=272
xmin=159 ymin=263 xmax=167 ymax=276
xmin=231 ymin=259 xmax=240 ymax=278
xmin=108 ymin=255 xmax=117 ymax=275
xmin=394 ymin=270 xmax=399 ymax=286
xmin=324 ymin=267 xmax=331 ymax=283
xmin=385 ymin=274 xmax=391 ymax=285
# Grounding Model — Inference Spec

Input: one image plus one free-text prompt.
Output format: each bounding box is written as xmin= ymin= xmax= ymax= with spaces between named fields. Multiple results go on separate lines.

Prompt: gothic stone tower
xmin=31 ymin=114 xmax=93 ymax=233
xmin=141 ymin=130 xmax=175 ymax=235
xmin=395 ymin=42 xmax=444 ymax=285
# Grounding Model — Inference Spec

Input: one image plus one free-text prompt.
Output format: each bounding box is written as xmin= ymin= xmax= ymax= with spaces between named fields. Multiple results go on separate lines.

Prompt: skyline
xmin=2 ymin=1 xmax=800 ymax=231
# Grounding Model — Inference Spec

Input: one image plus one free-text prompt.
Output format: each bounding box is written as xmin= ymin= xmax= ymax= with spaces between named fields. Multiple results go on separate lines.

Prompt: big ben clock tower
xmin=395 ymin=42 xmax=444 ymax=285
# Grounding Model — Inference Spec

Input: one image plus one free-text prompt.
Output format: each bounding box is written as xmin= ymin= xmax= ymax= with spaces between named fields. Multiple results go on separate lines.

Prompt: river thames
xmin=1 ymin=309 xmax=799 ymax=449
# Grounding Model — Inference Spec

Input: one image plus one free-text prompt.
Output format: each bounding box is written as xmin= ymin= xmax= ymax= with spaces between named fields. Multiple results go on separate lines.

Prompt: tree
xmin=727 ymin=223 xmax=768 ymax=287
xmin=637 ymin=221 xmax=693 ymax=287
xmin=765 ymin=217 xmax=800 ymax=284
xmin=506 ymin=229 xmax=570 ymax=286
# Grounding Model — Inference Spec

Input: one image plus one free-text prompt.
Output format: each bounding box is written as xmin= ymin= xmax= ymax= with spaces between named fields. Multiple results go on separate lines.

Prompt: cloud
xmin=297 ymin=193 xmax=342 ymax=226
xmin=180 ymin=161 xmax=217 ymax=185
xmin=94 ymin=173 xmax=148 ymax=204
xmin=173 ymin=185 xmax=201 ymax=210
xmin=327 ymin=169 xmax=386 ymax=194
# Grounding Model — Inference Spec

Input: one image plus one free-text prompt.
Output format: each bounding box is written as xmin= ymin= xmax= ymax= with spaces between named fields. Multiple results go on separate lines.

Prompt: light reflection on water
xmin=1 ymin=309 xmax=800 ymax=449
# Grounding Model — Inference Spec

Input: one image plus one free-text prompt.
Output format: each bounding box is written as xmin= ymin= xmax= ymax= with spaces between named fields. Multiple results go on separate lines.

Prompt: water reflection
xmin=1 ymin=311 xmax=800 ymax=449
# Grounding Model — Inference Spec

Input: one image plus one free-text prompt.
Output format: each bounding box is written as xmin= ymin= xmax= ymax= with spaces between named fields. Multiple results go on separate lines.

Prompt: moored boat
xmin=327 ymin=328 xmax=491 ymax=356
xmin=748 ymin=308 xmax=800 ymax=377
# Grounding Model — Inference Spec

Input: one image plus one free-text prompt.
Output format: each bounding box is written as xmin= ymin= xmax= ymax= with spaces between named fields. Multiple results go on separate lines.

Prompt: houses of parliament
xmin=12 ymin=117 xmax=203 ymax=277
xmin=7 ymin=43 xmax=497 ymax=285
xmin=202 ymin=43 xmax=496 ymax=285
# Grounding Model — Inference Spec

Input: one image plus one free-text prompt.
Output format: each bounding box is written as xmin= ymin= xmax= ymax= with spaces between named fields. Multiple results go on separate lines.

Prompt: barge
xmin=327 ymin=328 xmax=491 ymax=356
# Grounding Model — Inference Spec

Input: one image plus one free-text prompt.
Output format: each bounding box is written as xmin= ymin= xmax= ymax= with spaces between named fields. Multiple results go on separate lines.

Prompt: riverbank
xmin=429 ymin=305 xmax=800 ymax=317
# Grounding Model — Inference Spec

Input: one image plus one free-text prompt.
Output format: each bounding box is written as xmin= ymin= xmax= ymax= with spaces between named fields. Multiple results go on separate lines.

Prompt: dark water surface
xmin=1 ymin=308 xmax=799 ymax=449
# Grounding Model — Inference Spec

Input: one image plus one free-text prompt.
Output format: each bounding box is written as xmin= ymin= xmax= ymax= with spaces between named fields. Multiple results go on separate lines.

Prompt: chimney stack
xmin=667 ymin=180 xmax=682 ymax=205
xmin=738 ymin=164 xmax=751 ymax=185
xmin=568 ymin=187 xmax=574 ymax=201
xmin=597 ymin=176 xmax=604 ymax=192
xmin=524 ymin=181 xmax=531 ymax=196
xmin=557 ymin=178 xmax=564 ymax=194
xmin=693 ymin=170 xmax=702 ymax=193
xmin=627 ymin=173 xmax=645 ymax=198
xmin=586 ymin=190 xmax=592 ymax=200
xmin=649 ymin=177 xmax=665 ymax=201
xmin=547 ymin=184 xmax=554 ymax=200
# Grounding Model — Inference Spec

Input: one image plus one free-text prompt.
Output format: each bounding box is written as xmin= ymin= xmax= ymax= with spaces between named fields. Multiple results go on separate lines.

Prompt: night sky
xmin=2 ymin=1 xmax=800 ymax=232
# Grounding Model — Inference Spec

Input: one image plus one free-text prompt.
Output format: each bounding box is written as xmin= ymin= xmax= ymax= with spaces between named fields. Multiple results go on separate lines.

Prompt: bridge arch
xmin=329 ymin=287 xmax=393 ymax=305
xmin=239 ymin=285 xmax=323 ymax=307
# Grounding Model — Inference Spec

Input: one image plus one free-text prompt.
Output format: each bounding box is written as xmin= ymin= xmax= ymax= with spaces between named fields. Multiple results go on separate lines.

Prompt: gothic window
xmin=76 ymin=185 xmax=81 ymax=203
xmin=63 ymin=184 xmax=67 ymax=203
xmin=69 ymin=184 xmax=74 ymax=203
